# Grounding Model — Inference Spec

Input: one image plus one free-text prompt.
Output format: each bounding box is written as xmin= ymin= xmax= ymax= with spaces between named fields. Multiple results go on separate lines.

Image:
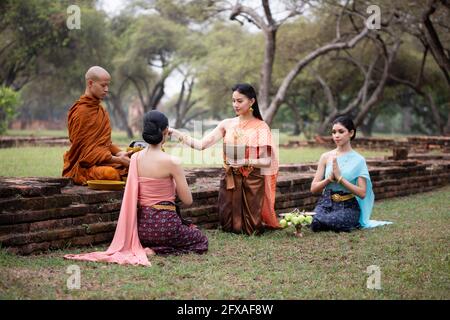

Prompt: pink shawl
xmin=64 ymin=153 xmax=152 ymax=266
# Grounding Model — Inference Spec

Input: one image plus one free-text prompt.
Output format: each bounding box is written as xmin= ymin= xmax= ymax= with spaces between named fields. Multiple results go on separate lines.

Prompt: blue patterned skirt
xmin=311 ymin=190 xmax=361 ymax=232
xmin=137 ymin=201 xmax=208 ymax=255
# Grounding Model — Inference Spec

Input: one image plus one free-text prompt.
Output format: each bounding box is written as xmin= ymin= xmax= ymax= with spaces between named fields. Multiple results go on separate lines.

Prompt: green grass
xmin=5 ymin=129 xmax=68 ymax=137
xmin=5 ymin=129 xmax=139 ymax=146
xmin=0 ymin=185 xmax=449 ymax=299
xmin=0 ymin=146 xmax=389 ymax=177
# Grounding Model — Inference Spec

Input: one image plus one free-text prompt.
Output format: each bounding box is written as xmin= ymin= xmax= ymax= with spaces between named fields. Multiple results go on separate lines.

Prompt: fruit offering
xmin=279 ymin=208 xmax=314 ymax=237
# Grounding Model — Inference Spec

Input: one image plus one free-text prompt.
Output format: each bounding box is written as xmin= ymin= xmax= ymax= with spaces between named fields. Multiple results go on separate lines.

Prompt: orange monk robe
xmin=62 ymin=95 xmax=128 ymax=185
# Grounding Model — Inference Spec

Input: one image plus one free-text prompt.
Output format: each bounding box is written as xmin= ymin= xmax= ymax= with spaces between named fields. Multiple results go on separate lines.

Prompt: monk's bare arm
xmin=170 ymin=120 xmax=227 ymax=151
xmin=110 ymin=144 xmax=122 ymax=155
xmin=111 ymin=152 xmax=132 ymax=167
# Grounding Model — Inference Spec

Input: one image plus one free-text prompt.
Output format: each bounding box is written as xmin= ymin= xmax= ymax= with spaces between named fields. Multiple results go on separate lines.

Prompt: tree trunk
xmin=107 ymin=95 xmax=134 ymax=139
xmin=354 ymin=40 xmax=401 ymax=127
xmin=422 ymin=0 xmax=450 ymax=85
xmin=264 ymin=27 xmax=369 ymax=125
xmin=444 ymin=111 xmax=450 ymax=135
xmin=287 ymin=103 xmax=303 ymax=136
xmin=258 ymin=29 xmax=276 ymax=114
xmin=402 ymin=106 xmax=413 ymax=134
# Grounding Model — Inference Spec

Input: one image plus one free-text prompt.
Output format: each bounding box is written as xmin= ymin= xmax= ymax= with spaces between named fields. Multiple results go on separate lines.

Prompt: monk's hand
xmin=116 ymin=152 xmax=131 ymax=167
xmin=116 ymin=150 xmax=133 ymax=158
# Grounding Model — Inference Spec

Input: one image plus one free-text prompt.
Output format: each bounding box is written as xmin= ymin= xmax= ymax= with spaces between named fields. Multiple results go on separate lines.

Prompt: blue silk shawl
xmin=325 ymin=150 xmax=392 ymax=228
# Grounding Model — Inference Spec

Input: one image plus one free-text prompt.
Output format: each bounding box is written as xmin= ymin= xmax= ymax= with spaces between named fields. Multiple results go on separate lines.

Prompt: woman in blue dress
xmin=310 ymin=116 xmax=391 ymax=232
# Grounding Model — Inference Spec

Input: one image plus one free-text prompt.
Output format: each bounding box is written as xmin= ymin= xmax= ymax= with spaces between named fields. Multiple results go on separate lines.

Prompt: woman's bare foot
xmin=144 ymin=248 xmax=156 ymax=257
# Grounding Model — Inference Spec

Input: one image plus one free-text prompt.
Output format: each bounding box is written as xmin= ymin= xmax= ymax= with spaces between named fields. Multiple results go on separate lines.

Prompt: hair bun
xmin=142 ymin=110 xmax=169 ymax=145
xmin=142 ymin=121 xmax=163 ymax=144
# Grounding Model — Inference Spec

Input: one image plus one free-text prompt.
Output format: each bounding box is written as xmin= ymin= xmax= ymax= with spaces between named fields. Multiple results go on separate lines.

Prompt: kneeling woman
xmin=310 ymin=116 xmax=391 ymax=232
xmin=65 ymin=111 xmax=207 ymax=266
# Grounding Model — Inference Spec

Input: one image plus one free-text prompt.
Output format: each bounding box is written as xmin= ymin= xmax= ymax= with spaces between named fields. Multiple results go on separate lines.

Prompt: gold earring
xmin=161 ymin=145 xmax=165 ymax=152
xmin=250 ymin=106 xmax=254 ymax=112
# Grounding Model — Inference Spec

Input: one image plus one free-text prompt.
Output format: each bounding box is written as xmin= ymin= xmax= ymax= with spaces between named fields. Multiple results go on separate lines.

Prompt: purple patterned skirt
xmin=311 ymin=190 xmax=361 ymax=232
xmin=137 ymin=202 xmax=208 ymax=255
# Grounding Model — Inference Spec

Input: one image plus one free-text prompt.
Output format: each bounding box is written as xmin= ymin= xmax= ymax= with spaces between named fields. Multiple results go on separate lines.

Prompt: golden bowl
xmin=126 ymin=146 xmax=144 ymax=153
xmin=87 ymin=180 xmax=125 ymax=191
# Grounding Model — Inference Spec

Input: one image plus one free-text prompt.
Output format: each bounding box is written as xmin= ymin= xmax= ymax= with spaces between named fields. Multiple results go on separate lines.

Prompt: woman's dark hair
xmin=232 ymin=83 xmax=263 ymax=121
xmin=332 ymin=115 xmax=357 ymax=140
xmin=142 ymin=110 xmax=169 ymax=145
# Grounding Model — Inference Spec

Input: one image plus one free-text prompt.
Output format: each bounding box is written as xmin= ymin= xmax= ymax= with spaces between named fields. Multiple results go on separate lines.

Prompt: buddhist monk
xmin=62 ymin=66 xmax=131 ymax=185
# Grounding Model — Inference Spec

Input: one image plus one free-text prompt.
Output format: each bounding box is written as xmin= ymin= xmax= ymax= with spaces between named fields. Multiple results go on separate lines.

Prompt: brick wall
xmin=285 ymin=136 xmax=450 ymax=153
xmin=1 ymin=155 xmax=449 ymax=255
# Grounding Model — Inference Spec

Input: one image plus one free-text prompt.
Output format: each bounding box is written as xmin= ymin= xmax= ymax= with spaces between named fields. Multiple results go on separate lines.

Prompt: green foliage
xmin=0 ymin=86 xmax=20 ymax=134
xmin=195 ymin=23 xmax=263 ymax=119
xmin=1 ymin=0 xmax=448 ymax=134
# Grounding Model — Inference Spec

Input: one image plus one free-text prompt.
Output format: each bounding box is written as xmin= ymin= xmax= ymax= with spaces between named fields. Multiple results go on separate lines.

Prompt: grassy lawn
xmin=1 ymin=129 xmax=392 ymax=176
xmin=0 ymin=145 xmax=390 ymax=177
xmin=0 ymin=185 xmax=449 ymax=299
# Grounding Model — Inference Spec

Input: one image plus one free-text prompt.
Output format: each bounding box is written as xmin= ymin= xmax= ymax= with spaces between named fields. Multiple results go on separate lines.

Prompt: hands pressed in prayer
xmin=332 ymin=155 xmax=341 ymax=181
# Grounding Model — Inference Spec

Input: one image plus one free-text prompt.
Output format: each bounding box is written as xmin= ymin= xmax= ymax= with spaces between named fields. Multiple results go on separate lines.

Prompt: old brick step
xmin=369 ymin=164 xmax=428 ymax=176
xmin=62 ymin=186 xmax=124 ymax=204
xmin=6 ymin=231 xmax=115 ymax=255
xmin=277 ymin=175 xmax=313 ymax=187
xmin=0 ymin=221 xmax=117 ymax=247
xmin=190 ymin=189 xmax=219 ymax=200
xmin=191 ymin=212 xmax=219 ymax=224
xmin=376 ymin=185 xmax=439 ymax=200
xmin=373 ymin=174 xmax=450 ymax=189
xmin=0 ymin=202 xmax=121 ymax=225
xmin=275 ymin=195 xmax=319 ymax=211
xmin=0 ymin=211 xmax=120 ymax=236
xmin=275 ymin=190 xmax=317 ymax=202
xmin=183 ymin=204 xmax=218 ymax=217
xmin=0 ymin=190 xmax=124 ymax=213
xmin=0 ymin=177 xmax=71 ymax=198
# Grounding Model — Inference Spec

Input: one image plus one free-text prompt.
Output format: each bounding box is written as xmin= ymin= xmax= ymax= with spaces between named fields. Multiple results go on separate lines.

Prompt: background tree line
xmin=0 ymin=0 xmax=448 ymax=137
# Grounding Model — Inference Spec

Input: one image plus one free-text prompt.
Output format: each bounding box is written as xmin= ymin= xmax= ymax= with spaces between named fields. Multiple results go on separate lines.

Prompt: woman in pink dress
xmin=65 ymin=111 xmax=208 ymax=266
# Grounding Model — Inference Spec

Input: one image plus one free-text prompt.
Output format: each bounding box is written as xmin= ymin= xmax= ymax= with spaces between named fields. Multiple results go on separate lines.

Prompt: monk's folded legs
xmin=87 ymin=166 xmax=121 ymax=181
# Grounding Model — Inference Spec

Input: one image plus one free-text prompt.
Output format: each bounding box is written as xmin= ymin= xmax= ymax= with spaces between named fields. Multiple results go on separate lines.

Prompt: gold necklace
xmin=233 ymin=118 xmax=254 ymax=142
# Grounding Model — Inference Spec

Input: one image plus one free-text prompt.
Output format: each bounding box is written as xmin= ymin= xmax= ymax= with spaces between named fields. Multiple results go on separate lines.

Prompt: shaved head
xmin=85 ymin=66 xmax=110 ymax=82
xmin=84 ymin=66 xmax=111 ymax=100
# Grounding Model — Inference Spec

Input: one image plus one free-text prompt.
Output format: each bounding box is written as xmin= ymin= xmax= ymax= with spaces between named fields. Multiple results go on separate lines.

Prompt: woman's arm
xmin=170 ymin=157 xmax=193 ymax=206
xmin=338 ymin=176 xmax=367 ymax=198
xmin=310 ymin=153 xmax=334 ymax=194
xmin=227 ymin=146 xmax=272 ymax=168
xmin=170 ymin=120 xmax=227 ymax=151
xmin=332 ymin=157 xmax=367 ymax=198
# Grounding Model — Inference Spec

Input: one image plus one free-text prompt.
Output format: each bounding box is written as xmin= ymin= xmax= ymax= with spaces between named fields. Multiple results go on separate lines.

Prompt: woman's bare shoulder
xmin=221 ymin=117 xmax=237 ymax=127
xmin=319 ymin=150 xmax=335 ymax=163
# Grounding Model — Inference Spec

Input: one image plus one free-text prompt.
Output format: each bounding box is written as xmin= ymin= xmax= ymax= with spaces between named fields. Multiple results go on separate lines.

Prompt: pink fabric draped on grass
xmin=64 ymin=152 xmax=175 ymax=266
